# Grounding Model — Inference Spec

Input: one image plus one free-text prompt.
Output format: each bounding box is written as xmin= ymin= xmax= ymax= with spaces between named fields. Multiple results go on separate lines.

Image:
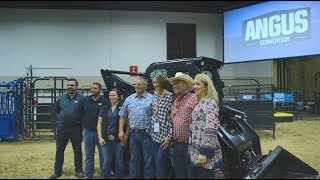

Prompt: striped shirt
xmin=171 ymin=92 xmax=196 ymax=143
xmin=146 ymin=91 xmax=174 ymax=143
xmin=118 ymin=91 xmax=154 ymax=129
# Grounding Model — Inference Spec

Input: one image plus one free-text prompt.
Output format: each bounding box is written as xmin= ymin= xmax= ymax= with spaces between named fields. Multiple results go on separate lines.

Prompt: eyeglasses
xmin=133 ymin=83 xmax=144 ymax=86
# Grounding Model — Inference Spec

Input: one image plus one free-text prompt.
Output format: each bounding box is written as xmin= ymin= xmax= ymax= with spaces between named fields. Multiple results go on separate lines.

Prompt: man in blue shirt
xmin=118 ymin=76 xmax=155 ymax=179
xmin=49 ymin=78 xmax=85 ymax=179
xmin=83 ymin=82 xmax=108 ymax=179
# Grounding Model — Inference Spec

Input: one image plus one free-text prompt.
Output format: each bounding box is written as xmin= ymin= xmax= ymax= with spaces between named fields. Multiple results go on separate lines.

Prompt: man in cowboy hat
xmin=168 ymin=72 xmax=197 ymax=179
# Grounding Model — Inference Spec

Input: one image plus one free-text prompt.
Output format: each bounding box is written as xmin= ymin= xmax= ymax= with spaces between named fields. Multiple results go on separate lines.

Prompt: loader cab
xmin=144 ymin=56 xmax=224 ymax=106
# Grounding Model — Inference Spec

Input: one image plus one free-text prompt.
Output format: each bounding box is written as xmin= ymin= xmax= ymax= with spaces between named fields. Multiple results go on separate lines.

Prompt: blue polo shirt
xmin=54 ymin=92 xmax=85 ymax=128
xmin=83 ymin=95 xmax=108 ymax=131
xmin=118 ymin=91 xmax=154 ymax=129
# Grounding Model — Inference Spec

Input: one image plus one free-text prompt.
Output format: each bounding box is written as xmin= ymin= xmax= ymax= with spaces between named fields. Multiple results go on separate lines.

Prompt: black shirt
xmin=54 ymin=92 xmax=84 ymax=128
xmin=99 ymin=103 xmax=122 ymax=141
xmin=83 ymin=95 xmax=108 ymax=131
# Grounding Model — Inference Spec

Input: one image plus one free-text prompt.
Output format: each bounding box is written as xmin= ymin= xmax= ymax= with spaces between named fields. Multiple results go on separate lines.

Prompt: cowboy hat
xmin=168 ymin=72 xmax=194 ymax=91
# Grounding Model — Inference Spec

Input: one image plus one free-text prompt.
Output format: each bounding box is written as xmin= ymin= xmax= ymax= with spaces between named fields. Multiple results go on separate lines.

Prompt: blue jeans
xmin=54 ymin=126 xmax=83 ymax=175
xmin=171 ymin=142 xmax=190 ymax=179
xmin=83 ymin=129 xmax=103 ymax=178
xmin=101 ymin=139 xmax=125 ymax=179
xmin=189 ymin=165 xmax=215 ymax=179
xmin=152 ymin=140 xmax=169 ymax=178
xmin=129 ymin=130 xmax=155 ymax=179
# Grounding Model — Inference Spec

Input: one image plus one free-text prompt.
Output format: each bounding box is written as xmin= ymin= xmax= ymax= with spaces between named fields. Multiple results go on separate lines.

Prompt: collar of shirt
xmin=66 ymin=92 xmax=79 ymax=99
xmin=88 ymin=95 xmax=102 ymax=102
xmin=134 ymin=91 xmax=148 ymax=98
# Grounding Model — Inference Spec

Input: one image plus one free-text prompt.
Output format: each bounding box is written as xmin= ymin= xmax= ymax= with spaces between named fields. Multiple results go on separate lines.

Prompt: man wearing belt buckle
xmin=168 ymin=72 xmax=197 ymax=179
xmin=97 ymin=88 xmax=127 ymax=179
xmin=118 ymin=76 xmax=155 ymax=179
xmin=82 ymin=82 xmax=108 ymax=179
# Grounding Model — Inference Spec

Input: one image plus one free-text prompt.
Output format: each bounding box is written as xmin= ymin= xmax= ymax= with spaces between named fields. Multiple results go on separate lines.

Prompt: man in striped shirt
xmin=168 ymin=72 xmax=197 ymax=179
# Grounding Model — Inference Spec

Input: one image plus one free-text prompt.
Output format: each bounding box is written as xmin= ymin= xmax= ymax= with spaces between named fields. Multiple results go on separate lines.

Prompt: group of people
xmin=49 ymin=71 xmax=223 ymax=179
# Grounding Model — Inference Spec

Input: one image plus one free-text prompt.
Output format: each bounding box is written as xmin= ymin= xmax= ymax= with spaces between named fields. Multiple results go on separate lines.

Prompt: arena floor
xmin=0 ymin=119 xmax=319 ymax=179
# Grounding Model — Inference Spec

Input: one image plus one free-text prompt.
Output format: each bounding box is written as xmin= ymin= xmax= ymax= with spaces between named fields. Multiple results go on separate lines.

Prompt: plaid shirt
xmin=171 ymin=92 xmax=196 ymax=143
xmin=146 ymin=91 xmax=174 ymax=143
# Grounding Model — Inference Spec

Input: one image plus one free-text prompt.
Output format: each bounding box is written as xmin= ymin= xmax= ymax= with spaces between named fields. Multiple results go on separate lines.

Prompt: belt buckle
xmin=107 ymin=135 xmax=115 ymax=141
xmin=176 ymin=139 xmax=186 ymax=144
xmin=134 ymin=128 xmax=144 ymax=132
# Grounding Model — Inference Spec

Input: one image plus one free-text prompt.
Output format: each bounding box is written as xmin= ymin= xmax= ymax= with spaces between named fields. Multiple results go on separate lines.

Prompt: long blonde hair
xmin=194 ymin=74 xmax=219 ymax=103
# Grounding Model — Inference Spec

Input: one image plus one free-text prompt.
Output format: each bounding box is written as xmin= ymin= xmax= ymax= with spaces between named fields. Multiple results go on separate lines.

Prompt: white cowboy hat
xmin=168 ymin=72 xmax=194 ymax=91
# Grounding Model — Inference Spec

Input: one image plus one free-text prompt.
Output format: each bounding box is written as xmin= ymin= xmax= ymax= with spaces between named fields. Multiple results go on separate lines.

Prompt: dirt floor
xmin=256 ymin=119 xmax=320 ymax=175
xmin=0 ymin=119 xmax=319 ymax=179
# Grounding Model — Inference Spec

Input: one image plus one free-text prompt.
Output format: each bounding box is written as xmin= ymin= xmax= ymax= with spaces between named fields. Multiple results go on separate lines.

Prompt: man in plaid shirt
xmin=168 ymin=72 xmax=197 ymax=179
xmin=118 ymin=76 xmax=155 ymax=179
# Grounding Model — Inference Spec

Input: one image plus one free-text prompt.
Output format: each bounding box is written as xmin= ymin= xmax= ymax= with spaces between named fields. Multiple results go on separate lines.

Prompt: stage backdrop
xmin=224 ymin=1 xmax=320 ymax=63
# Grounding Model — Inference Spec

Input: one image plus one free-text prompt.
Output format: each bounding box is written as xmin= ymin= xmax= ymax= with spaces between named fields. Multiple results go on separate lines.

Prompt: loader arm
xmin=100 ymin=69 xmax=144 ymax=99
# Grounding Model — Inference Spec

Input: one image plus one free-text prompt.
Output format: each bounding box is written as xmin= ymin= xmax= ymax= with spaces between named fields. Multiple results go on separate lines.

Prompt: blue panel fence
xmin=0 ymin=80 xmax=19 ymax=141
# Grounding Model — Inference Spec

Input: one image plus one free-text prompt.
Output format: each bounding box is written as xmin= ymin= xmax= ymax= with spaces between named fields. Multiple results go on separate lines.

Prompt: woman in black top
xmin=97 ymin=88 xmax=129 ymax=179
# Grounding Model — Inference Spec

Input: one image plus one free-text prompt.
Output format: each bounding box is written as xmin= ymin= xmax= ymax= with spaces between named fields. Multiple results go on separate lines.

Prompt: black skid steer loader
xmin=101 ymin=56 xmax=319 ymax=179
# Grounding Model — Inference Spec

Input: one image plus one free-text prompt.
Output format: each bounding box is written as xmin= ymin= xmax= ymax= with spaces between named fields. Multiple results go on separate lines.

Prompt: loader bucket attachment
xmin=244 ymin=146 xmax=319 ymax=179
xmin=218 ymin=105 xmax=262 ymax=178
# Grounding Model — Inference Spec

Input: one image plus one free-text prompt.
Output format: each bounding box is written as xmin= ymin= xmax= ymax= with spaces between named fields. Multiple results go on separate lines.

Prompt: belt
xmin=132 ymin=128 xmax=146 ymax=132
xmin=172 ymin=139 xmax=188 ymax=144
